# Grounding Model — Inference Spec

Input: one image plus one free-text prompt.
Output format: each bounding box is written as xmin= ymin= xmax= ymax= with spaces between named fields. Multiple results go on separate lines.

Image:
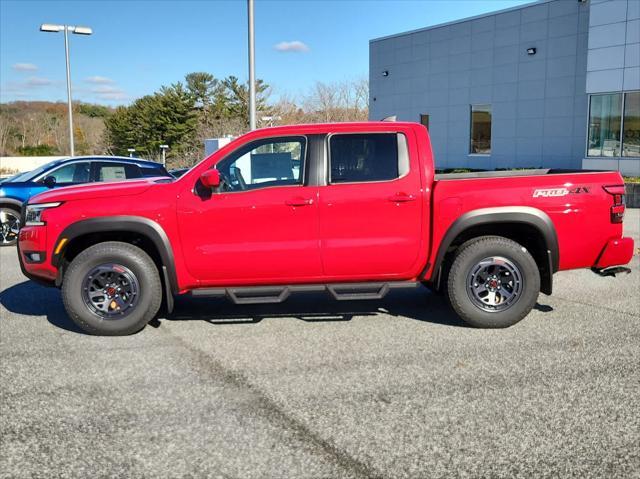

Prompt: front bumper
xmin=17 ymin=226 xmax=56 ymax=287
xmin=593 ymin=237 xmax=635 ymax=269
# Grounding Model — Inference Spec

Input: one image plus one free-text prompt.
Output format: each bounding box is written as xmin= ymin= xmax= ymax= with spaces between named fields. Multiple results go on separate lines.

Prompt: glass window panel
xmin=97 ymin=165 xmax=127 ymax=182
xmin=470 ymin=105 xmax=491 ymax=154
xmin=45 ymin=162 xmax=90 ymax=183
xmin=622 ymin=91 xmax=640 ymax=158
xmin=216 ymin=137 xmax=306 ymax=191
xmin=587 ymin=93 xmax=622 ymax=157
xmin=329 ymin=134 xmax=399 ymax=183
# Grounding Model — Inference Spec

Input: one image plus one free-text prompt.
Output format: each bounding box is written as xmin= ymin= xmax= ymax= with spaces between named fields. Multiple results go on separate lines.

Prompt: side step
xmin=191 ymin=282 xmax=420 ymax=305
xmin=591 ymin=266 xmax=632 ymax=277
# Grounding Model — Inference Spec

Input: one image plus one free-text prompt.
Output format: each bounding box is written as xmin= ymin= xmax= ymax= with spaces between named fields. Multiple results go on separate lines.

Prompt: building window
xmin=588 ymin=93 xmax=622 ymax=157
xmin=470 ymin=104 xmax=491 ymax=155
xmin=587 ymin=91 xmax=639 ymax=158
xmin=623 ymin=91 xmax=640 ymax=158
xmin=420 ymin=114 xmax=429 ymax=130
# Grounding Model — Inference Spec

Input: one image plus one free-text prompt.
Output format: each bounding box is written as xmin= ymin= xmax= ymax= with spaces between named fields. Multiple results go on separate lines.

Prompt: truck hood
xmin=28 ymin=178 xmax=169 ymax=204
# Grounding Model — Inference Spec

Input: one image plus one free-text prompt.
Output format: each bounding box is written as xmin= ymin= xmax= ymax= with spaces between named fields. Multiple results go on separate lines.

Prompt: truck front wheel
xmin=447 ymin=236 xmax=540 ymax=328
xmin=62 ymin=241 xmax=162 ymax=335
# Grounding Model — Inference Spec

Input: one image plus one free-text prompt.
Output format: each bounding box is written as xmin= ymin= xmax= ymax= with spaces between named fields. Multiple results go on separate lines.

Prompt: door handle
xmin=285 ymin=197 xmax=314 ymax=206
xmin=388 ymin=193 xmax=416 ymax=203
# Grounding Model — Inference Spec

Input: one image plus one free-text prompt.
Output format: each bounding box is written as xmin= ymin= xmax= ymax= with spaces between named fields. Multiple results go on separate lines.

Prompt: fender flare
xmin=52 ymin=216 xmax=178 ymax=294
xmin=430 ymin=206 xmax=559 ymax=293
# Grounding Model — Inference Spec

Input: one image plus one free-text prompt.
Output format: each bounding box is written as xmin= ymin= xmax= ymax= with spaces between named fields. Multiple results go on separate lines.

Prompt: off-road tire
xmin=447 ymin=236 xmax=540 ymax=328
xmin=62 ymin=241 xmax=162 ymax=335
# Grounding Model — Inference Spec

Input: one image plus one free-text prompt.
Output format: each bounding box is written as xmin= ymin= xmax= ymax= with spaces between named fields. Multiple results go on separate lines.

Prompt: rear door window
xmin=140 ymin=166 xmax=169 ymax=178
xmin=94 ymin=162 xmax=142 ymax=182
xmin=329 ymin=133 xmax=404 ymax=183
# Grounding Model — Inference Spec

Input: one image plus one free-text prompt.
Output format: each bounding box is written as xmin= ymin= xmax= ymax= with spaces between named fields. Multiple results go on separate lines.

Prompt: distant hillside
xmin=0 ymin=101 xmax=113 ymax=156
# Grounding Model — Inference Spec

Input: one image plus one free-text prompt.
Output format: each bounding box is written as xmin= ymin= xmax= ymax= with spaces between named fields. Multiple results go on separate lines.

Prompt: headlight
xmin=25 ymin=202 xmax=62 ymax=226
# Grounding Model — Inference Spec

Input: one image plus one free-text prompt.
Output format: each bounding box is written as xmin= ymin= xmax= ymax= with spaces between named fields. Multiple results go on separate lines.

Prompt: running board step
xmin=191 ymin=282 xmax=420 ymax=305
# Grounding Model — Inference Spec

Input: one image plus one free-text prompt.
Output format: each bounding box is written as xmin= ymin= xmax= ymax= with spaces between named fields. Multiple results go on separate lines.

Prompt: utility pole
xmin=248 ymin=0 xmax=256 ymax=130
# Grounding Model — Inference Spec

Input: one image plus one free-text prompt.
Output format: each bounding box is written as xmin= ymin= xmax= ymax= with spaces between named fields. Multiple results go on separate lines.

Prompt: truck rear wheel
xmin=62 ymin=241 xmax=162 ymax=335
xmin=447 ymin=236 xmax=540 ymax=328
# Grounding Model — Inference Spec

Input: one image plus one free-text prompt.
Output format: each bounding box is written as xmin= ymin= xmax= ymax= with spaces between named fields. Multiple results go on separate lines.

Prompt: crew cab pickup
xmin=18 ymin=122 xmax=634 ymax=335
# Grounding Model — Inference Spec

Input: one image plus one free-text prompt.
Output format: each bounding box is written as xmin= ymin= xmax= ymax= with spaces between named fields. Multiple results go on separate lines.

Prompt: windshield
xmin=3 ymin=159 xmax=65 ymax=183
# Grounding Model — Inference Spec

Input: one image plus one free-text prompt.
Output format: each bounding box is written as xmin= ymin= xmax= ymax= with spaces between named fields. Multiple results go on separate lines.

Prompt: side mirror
xmin=200 ymin=169 xmax=221 ymax=189
xmin=43 ymin=176 xmax=57 ymax=188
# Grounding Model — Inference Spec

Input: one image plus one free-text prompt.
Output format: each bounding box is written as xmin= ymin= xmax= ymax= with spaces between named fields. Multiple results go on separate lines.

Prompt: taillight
xmin=603 ymin=185 xmax=626 ymax=223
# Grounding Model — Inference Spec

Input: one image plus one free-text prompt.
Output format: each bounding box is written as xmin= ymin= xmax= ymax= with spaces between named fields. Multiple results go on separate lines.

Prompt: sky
xmin=0 ymin=0 xmax=532 ymax=105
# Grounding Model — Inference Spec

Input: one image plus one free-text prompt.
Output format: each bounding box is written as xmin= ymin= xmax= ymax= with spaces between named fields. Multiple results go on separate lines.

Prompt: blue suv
xmin=0 ymin=156 xmax=171 ymax=246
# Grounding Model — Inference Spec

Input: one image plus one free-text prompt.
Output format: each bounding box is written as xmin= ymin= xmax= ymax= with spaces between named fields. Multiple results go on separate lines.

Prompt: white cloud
xmin=85 ymin=75 xmax=115 ymax=84
xmin=25 ymin=77 xmax=53 ymax=87
xmin=274 ymin=40 xmax=310 ymax=53
xmin=0 ymin=77 xmax=53 ymax=98
xmin=91 ymin=85 xmax=128 ymax=101
xmin=12 ymin=63 xmax=38 ymax=72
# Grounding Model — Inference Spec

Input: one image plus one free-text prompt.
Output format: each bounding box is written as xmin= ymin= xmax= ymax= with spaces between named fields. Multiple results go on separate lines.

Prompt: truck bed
xmin=434 ymin=168 xmax=594 ymax=180
xmin=429 ymin=169 xmax=625 ymax=272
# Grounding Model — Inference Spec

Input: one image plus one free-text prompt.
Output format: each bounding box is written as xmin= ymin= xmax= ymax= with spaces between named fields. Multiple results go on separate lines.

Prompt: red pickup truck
xmin=18 ymin=122 xmax=634 ymax=335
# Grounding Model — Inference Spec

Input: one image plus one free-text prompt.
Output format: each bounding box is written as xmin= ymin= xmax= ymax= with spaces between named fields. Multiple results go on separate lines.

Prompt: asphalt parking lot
xmin=1 ymin=211 xmax=639 ymax=479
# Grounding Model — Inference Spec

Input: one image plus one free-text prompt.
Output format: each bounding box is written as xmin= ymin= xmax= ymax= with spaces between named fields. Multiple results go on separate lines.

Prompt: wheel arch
xmin=0 ymin=198 xmax=24 ymax=212
xmin=53 ymin=216 xmax=178 ymax=296
xmin=429 ymin=207 xmax=559 ymax=295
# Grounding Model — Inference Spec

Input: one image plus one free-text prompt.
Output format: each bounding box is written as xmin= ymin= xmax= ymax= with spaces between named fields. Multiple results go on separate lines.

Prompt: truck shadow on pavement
xmin=0 ymin=280 xmax=86 ymax=334
xmin=166 ymin=287 xmax=467 ymax=327
xmin=1 ymin=280 xmax=554 ymax=333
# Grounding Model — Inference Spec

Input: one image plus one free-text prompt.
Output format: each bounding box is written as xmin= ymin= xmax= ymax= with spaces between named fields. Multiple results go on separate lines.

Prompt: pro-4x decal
xmin=533 ymin=187 xmax=590 ymax=198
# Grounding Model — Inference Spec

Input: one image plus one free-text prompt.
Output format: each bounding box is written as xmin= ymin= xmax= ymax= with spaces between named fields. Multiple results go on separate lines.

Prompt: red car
xmin=18 ymin=122 xmax=634 ymax=335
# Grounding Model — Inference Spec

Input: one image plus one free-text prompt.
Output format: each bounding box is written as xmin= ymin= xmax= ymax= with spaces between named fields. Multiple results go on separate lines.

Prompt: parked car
xmin=17 ymin=122 xmax=634 ymax=335
xmin=0 ymin=156 xmax=171 ymax=246
xmin=169 ymin=167 xmax=190 ymax=178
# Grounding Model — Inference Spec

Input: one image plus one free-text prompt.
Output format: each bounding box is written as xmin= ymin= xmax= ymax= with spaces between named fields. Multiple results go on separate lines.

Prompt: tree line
xmin=0 ymin=73 xmax=368 ymax=169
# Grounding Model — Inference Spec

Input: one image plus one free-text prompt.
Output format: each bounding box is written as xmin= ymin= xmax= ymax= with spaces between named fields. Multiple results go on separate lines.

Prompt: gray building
xmin=369 ymin=0 xmax=640 ymax=175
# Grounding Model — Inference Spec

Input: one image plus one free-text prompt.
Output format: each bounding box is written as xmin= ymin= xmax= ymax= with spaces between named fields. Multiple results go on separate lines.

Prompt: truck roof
xmin=248 ymin=121 xmax=423 ymax=135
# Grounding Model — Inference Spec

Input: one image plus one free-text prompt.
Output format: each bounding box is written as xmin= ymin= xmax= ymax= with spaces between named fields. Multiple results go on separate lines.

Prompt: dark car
xmin=169 ymin=167 xmax=190 ymax=178
xmin=0 ymin=156 xmax=171 ymax=246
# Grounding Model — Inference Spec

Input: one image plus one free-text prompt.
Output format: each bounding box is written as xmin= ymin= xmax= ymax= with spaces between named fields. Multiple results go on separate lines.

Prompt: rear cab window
xmin=328 ymin=133 xmax=408 ymax=183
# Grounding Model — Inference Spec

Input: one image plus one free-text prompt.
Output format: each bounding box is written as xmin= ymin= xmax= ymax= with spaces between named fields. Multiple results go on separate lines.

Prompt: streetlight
xmin=127 ymin=148 xmax=136 ymax=158
xmin=159 ymin=145 xmax=169 ymax=167
xmin=40 ymin=23 xmax=93 ymax=157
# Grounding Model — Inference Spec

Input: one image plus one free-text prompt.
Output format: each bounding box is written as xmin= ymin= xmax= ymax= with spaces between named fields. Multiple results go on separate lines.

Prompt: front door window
xmin=43 ymin=162 xmax=91 ymax=185
xmin=216 ymin=137 xmax=306 ymax=191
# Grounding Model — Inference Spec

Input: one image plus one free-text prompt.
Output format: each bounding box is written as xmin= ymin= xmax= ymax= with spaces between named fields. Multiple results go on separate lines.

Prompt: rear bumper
xmin=594 ymin=237 xmax=635 ymax=269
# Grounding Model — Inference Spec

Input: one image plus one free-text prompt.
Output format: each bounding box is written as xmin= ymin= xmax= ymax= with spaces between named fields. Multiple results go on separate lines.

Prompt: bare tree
xmin=0 ymin=115 xmax=11 ymax=155
xmin=300 ymin=79 xmax=369 ymax=123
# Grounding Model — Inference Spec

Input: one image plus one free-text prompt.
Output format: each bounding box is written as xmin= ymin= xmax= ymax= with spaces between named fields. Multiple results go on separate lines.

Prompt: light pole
xmin=247 ymin=0 xmax=256 ymax=130
xmin=159 ymin=144 xmax=169 ymax=167
xmin=40 ymin=24 xmax=93 ymax=157
xmin=127 ymin=148 xmax=136 ymax=158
